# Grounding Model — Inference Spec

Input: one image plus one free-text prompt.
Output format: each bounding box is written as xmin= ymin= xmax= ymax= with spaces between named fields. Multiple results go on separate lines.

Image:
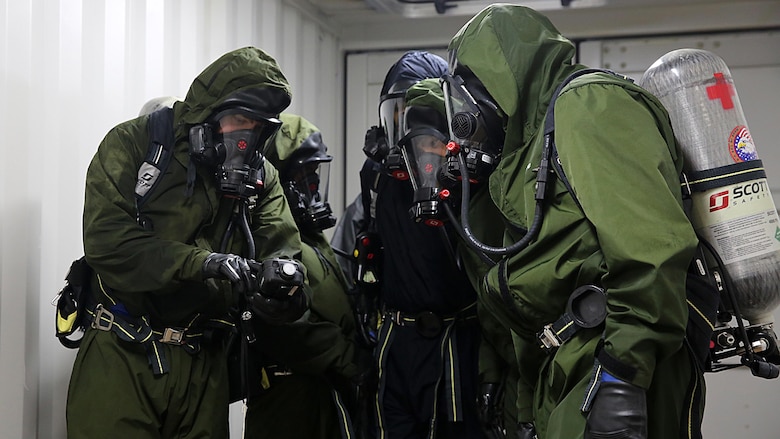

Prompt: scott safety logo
xmin=709 ymin=180 xmax=769 ymax=212
xmin=135 ymin=163 xmax=160 ymax=197
xmin=709 ymin=190 xmax=729 ymax=212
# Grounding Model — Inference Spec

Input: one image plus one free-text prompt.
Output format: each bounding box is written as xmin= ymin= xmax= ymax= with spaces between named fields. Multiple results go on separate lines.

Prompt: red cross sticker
xmin=706 ymin=72 xmax=735 ymax=110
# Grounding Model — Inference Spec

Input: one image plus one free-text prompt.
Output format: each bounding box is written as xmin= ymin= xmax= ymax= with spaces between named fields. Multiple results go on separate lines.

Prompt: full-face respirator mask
xmin=189 ymin=108 xmax=281 ymax=199
xmin=441 ymin=72 xmax=505 ymax=185
xmin=398 ymin=106 xmax=452 ymax=227
xmin=438 ymin=67 xmax=534 ymax=263
xmin=281 ymin=132 xmax=337 ymax=233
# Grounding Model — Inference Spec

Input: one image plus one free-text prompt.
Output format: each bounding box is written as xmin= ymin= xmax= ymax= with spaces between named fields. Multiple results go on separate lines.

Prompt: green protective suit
xmin=67 ymin=47 xmax=302 ymax=439
xmin=464 ymin=186 xmax=524 ymax=437
xmin=449 ymin=6 xmax=704 ymax=439
xmin=244 ymin=113 xmax=359 ymax=439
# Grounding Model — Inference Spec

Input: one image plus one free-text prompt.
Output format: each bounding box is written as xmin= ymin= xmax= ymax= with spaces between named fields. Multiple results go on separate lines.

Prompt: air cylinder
xmin=640 ymin=48 xmax=780 ymax=324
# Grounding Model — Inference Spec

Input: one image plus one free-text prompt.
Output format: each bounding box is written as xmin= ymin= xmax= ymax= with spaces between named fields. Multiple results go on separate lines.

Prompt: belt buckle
xmin=538 ymin=324 xmax=562 ymax=352
xmin=91 ymin=304 xmax=115 ymax=332
xmin=266 ymin=365 xmax=294 ymax=377
xmin=161 ymin=327 xmax=186 ymax=345
xmin=415 ymin=311 xmax=443 ymax=338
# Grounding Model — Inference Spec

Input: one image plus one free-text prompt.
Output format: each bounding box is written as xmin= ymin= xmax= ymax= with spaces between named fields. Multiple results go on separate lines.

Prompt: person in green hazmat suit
xmin=440 ymin=5 xmax=706 ymax=439
xmin=67 ymin=47 xmax=310 ymax=439
xmin=243 ymin=113 xmax=360 ymax=438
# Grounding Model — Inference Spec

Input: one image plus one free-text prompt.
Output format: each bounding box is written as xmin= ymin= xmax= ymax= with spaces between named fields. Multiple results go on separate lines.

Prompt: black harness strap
xmin=685 ymin=160 xmax=766 ymax=193
xmin=135 ymin=107 xmax=175 ymax=229
xmin=88 ymin=299 xmax=234 ymax=376
xmin=56 ymin=108 xmax=177 ymax=349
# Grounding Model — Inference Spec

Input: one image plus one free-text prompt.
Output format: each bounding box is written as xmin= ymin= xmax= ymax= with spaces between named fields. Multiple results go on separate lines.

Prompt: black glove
xmin=353 ymin=292 xmax=379 ymax=348
xmin=362 ymin=125 xmax=388 ymax=162
xmin=249 ymin=258 xmax=304 ymax=300
xmin=516 ymin=422 xmax=537 ymax=439
xmin=584 ymin=373 xmax=647 ymax=439
xmin=350 ymin=356 xmax=379 ymax=439
xmin=202 ymin=253 xmax=256 ymax=292
xmin=477 ymin=382 xmax=506 ymax=439
xmin=250 ymin=286 xmax=309 ymax=325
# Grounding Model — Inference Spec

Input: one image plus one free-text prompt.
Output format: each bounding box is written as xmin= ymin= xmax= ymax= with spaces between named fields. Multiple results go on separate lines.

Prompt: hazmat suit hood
xmin=266 ymin=113 xmax=322 ymax=173
xmin=381 ymin=51 xmax=448 ymax=96
xmin=169 ymin=47 xmax=292 ymax=198
xmin=266 ymin=113 xmax=336 ymax=233
xmin=174 ymin=46 xmax=292 ymax=140
xmin=448 ymin=4 xmax=582 ymax=153
xmin=376 ymin=50 xmax=448 ymax=166
xmin=405 ymin=78 xmax=447 ymax=117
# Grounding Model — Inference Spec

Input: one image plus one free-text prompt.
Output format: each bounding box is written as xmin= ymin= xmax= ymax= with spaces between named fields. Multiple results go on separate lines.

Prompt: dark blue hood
xmin=380 ymin=51 xmax=448 ymax=96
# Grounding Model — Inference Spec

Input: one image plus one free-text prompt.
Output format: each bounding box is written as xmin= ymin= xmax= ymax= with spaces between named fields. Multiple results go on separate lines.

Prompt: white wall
xmin=0 ymin=1 xmax=341 ymax=438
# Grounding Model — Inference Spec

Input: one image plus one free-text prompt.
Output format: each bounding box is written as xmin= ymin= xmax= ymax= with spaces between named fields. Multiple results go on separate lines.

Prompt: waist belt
xmin=384 ymin=302 xmax=477 ymax=338
xmin=375 ymin=303 xmax=475 ymax=430
xmin=88 ymin=303 xmax=234 ymax=375
xmin=537 ymin=285 xmax=607 ymax=353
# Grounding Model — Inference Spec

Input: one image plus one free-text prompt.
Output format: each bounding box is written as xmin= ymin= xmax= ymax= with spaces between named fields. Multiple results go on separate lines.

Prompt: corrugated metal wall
xmin=0 ymin=1 xmax=341 ymax=437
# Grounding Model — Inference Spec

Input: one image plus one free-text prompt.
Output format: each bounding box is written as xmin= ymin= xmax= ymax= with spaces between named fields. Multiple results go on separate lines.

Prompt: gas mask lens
xmin=212 ymin=111 xmax=281 ymax=197
xmin=378 ymin=92 xmax=406 ymax=150
xmin=286 ymin=160 xmax=336 ymax=232
xmin=399 ymin=128 xmax=448 ymax=192
xmin=399 ymin=128 xmax=450 ymax=227
xmin=441 ymin=74 xmax=499 ymax=184
xmin=378 ymin=92 xmax=410 ymax=180
xmin=291 ymin=161 xmax=330 ymax=205
xmin=215 ymin=110 xmax=282 ymax=151
xmin=442 ymin=75 xmax=487 ymax=146
xmin=217 ymin=112 xmax=264 ymax=134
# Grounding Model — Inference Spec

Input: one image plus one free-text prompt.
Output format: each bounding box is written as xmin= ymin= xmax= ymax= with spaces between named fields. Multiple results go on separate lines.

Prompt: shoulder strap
xmin=544 ymin=68 xmax=627 ymax=136
xmin=358 ymin=159 xmax=383 ymax=234
xmin=134 ymin=107 xmax=175 ymax=227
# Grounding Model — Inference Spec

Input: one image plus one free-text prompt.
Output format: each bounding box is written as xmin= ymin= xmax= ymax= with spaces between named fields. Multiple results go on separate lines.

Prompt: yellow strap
xmin=56 ymin=310 xmax=77 ymax=333
xmin=260 ymin=368 xmax=271 ymax=390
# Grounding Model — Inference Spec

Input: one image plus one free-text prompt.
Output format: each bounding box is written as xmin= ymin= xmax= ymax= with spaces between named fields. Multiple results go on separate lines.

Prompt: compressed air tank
xmin=640 ymin=48 xmax=780 ymax=325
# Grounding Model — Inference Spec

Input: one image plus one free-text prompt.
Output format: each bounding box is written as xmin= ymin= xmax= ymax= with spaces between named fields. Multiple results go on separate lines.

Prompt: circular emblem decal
xmin=237 ymin=139 xmax=248 ymax=151
xmin=728 ymin=125 xmax=757 ymax=162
